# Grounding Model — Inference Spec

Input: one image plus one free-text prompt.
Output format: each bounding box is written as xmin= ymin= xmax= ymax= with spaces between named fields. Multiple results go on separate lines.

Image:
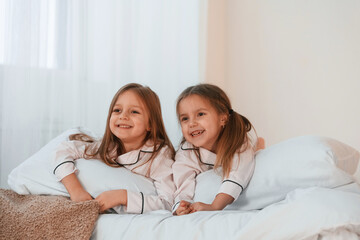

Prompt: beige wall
xmin=204 ymin=0 xmax=360 ymax=150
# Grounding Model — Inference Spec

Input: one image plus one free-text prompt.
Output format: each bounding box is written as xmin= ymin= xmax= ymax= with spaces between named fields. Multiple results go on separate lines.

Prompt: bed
xmin=5 ymin=127 xmax=360 ymax=240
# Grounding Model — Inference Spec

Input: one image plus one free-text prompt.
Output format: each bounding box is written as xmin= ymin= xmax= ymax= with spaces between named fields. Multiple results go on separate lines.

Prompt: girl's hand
xmin=189 ymin=202 xmax=214 ymax=213
xmin=70 ymin=189 xmax=93 ymax=202
xmin=95 ymin=189 xmax=127 ymax=213
xmin=175 ymin=200 xmax=193 ymax=216
xmin=190 ymin=193 xmax=235 ymax=213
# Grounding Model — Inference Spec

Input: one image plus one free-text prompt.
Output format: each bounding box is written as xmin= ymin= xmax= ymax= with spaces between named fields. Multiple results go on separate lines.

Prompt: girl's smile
xmin=117 ymin=124 xmax=132 ymax=129
xmin=190 ymin=129 xmax=205 ymax=137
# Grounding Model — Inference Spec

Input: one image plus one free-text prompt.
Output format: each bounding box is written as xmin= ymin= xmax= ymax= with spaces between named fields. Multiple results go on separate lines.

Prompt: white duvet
xmin=92 ymin=186 xmax=360 ymax=240
xmin=7 ymin=129 xmax=360 ymax=240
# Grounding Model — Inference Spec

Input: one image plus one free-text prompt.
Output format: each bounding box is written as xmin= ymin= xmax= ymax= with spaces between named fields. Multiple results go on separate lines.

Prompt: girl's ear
xmin=220 ymin=113 xmax=228 ymax=127
xmin=146 ymin=122 xmax=151 ymax=132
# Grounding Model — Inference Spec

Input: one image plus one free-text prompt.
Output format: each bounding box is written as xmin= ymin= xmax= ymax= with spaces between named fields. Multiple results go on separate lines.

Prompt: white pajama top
xmin=172 ymin=140 xmax=256 ymax=211
xmin=53 ymin=140 xmax=175 ymax=214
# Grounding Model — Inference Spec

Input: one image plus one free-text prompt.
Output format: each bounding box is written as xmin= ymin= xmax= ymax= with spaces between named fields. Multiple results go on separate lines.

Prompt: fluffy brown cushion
xmin=0 ymin=188 xmax=99 ymax=240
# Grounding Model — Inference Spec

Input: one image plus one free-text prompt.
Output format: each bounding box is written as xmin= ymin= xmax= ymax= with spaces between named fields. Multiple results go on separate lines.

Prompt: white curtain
xmin=0 ymin=0 xmax=200 ymax=188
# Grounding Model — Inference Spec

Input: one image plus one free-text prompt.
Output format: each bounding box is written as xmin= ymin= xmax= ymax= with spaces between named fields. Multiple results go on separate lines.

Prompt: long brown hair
xmin=176 ymin=83 xmax=253 ymax=178
xmin=70 ymin=83 xmax=175 ymax=170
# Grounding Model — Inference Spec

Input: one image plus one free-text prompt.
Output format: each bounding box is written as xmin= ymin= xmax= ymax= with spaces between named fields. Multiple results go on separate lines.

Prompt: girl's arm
xmin=124 ymin=147 xmax=177 ymax=214
xmin=53 ymin=140 xmax=99 ymax=201
xmin=61 ymin=173 xmax=93 ymax=202
xmin=190 ymin=193 xmax=234 ymax=212
xmin=172 ymin=149 xmax=200 ymax=215
xmin=218 ymin=144 xmax=255 ymax=203
xmin=190 ymin=142 xmax=256 ymax=213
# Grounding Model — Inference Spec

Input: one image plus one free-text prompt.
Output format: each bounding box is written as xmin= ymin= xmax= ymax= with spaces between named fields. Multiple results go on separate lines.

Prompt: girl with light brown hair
xmin=53 ymin=83 xmax=176 ymax=214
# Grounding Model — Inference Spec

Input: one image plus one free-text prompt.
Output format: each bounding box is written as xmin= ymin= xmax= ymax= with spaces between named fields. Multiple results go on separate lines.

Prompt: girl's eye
xmin=113 ymin=109 xmax=121 ymax=113
xmin=180 ymin=117 xmax=188 ymax=122
xmin=198 ymin=112 xmax=205 ymax=117
xmin=131 ymin=110 xmax=140 ymax=114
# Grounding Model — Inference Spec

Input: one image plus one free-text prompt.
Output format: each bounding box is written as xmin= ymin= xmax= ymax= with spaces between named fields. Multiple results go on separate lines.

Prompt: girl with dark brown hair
xmin=172 ymin=83 xmax=264 ymax=215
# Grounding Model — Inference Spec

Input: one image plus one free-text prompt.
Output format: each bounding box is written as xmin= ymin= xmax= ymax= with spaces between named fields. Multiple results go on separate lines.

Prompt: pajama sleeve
xmin=53 ymin=140 xmax=99 ymax=181
xmin=124 ymin=147 xmax=176 ymax=214
xmin=218 ymin=143 xmax=255 ymax=200
xmin=171 ymin=149 xmax=200 ymax=212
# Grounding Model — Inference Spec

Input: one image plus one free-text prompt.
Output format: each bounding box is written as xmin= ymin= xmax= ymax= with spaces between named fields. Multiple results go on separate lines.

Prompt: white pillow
xmin=8 ymin=127 xmax=156 ymax=198
xmin=194 ymin=135 xmax=360 ymax=210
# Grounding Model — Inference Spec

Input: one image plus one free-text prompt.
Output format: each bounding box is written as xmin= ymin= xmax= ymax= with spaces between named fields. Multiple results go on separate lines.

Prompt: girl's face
xmin=109 ymin=90 xmax=150 ymax=151
xmin=178 ymin=94 xmax=227 ymax=152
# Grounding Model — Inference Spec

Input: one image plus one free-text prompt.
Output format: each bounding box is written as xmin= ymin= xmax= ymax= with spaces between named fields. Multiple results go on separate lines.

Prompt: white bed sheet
xmin=92 ymin=186 xmax=360 ymax=240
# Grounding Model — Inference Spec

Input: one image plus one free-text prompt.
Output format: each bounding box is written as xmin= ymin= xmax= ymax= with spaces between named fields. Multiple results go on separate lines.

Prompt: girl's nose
xmin=119 ymin=112 xmax=129 ymax=120
xmin=189 ymin=120 xmax=197 ymax=128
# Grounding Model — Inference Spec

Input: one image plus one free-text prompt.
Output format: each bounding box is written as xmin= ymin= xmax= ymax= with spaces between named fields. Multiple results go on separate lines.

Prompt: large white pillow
xmin=8 ymin=127 xmax=156 ymax=198
xmin=194 ymin=135 xmax=360 ymax=210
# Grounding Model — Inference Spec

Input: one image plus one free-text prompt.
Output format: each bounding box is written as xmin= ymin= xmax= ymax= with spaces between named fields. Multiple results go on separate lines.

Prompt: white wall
xmin=205 ymin=0 xmax=360 ymax=150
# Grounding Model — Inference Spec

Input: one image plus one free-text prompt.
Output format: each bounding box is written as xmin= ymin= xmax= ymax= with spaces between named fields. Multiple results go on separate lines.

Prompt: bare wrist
xmin=68 ymin=186 xmax=87 ymax=196
xmin=210 ymin=202 xmax=223 ymax=211
xmin=118 ymin=189 xmax=127 ymax=206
